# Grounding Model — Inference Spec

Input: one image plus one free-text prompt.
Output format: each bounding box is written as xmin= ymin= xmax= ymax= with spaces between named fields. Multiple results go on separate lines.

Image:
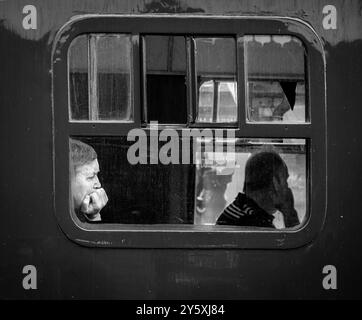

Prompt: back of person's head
xmin=70 ymin=138 xmax=97 ymax=172
xmin=243 ymin=150 xmax=286 ymax=193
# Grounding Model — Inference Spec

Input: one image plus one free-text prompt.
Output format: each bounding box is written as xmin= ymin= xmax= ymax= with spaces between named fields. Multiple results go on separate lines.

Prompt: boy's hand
xmin=80 ymin=188 xmax=108 ymax=219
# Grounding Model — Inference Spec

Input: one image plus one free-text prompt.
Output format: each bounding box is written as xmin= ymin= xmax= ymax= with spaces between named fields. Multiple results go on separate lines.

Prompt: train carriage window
xmin=53 ymin=16 xmax=325 ymax=248
xmin=245 ymin=35 xmax=307 ymax=123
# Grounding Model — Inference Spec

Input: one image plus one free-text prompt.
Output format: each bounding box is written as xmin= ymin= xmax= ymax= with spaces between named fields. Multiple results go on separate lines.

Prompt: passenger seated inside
xmin=70 ymin=138 xmax=108 ymax=222
xmin=216 ymin=151 xmax=300 ymax=229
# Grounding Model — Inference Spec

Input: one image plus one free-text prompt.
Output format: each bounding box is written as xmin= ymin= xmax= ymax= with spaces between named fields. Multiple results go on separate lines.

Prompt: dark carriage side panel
xmin=0 ymin=0 xmax=362 ymax=299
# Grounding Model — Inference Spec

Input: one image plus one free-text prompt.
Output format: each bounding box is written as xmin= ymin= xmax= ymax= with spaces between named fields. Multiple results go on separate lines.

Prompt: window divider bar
xmin=237 ymin=35 xmax=246 ymax=130
xmin=304 ymin=51 xmax=311 ymax=123
xmin=89 ymin=35 xmax=98 ymax=121
xmin=132 ymin=34 xmax=142 ymax=126
xmin=213 ymin=81 xmax=219 ymax=122
xmin=141 ymin=35 xmax=148 ymax=124
xmin=68 ymin=122 xmax=138 ymax=136
xmin=186 ymin=37 xmax=196 ymax=126
xmin=235 ymin=123 xmax=313 ymax=138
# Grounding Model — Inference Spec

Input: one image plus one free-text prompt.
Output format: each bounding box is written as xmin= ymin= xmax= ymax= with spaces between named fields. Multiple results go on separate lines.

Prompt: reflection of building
xmin=198 ymin=80 xmax=237 ymax=123
xmin=246 ymin=35 xmax=306 ymax=123
xmin=248 ymin=81 xmax=305 ymax=122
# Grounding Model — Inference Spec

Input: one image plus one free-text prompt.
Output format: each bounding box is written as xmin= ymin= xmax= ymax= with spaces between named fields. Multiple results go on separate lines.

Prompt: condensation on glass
xmin=68 ymin=35 xmax=89 ymax=120
xmin=195 ymin=38 xmax=237 ymax=123
xmin=145 ymin=35 xmax=187 ymax=124
xmin=245 ymin=35 xmax=307 ymax=123
xmin=68 ymin=34 xmax=133 ymax=121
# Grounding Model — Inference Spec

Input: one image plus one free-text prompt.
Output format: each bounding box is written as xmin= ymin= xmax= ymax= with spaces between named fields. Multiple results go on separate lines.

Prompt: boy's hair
xmin=243 ymin=151 xmax=286 ymax=193
xmin=69 ymin=138 xmax=97 ymax=172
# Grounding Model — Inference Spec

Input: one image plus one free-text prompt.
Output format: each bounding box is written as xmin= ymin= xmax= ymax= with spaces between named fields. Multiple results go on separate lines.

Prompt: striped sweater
xmin=216 ymin=193 xmax=275 ymax=228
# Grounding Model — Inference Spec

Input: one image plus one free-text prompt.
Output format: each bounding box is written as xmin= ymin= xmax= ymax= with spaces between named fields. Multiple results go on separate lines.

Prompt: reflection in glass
xmin=217 ymin=82 xmax=237 ymax=122
xmin=245 ymin=35 xmax=306 ymax=123
xmin=195 ymin=38 xmax=237 ymax=123
xmin=194 ymin=139 xmax=306 ymax=228
xmin=197 ymin=80 xmax=214 ymax=122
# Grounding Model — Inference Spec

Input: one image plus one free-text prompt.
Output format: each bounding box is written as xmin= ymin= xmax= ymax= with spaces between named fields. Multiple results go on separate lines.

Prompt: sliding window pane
xmin=96 ymin=35 xmax=132 ymax=121
xmin=145 ymin=35 xmax=187 ymax=124
xmin=68 ymin=34 xmax=133 ymax=121
xmin=245 ymin=35 xmax=307 ymax=123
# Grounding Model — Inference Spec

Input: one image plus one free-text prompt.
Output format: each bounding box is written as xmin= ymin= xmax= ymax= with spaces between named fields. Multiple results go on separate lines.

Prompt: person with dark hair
xmin=216 ymin=151 xmax=300 ymax=228
xmin=70 ymin=138 xmax=108 ymax=222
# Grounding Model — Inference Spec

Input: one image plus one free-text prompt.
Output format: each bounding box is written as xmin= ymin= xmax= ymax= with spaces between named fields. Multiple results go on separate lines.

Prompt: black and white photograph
xmin=0 ymin=0 xmax=361 ymax=306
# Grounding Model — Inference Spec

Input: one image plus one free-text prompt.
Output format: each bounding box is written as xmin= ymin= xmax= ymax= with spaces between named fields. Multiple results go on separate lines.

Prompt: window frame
xmin=52 ymin=15 xmax=326 ymax=248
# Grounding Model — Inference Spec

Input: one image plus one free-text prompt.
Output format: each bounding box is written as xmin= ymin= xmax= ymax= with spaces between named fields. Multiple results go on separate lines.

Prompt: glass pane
xmin=217 ymin=81 xmax=237 ymax=122
xmin=145 ymin=35 xmax=187 ymax=124
xmin=172 ymin=36 xmax=187 ymax=72
xmin=197 ymin=80 xmax=214 ymax=122
xmin=69 ymin=35 xmax=89 ymax=120
xmin=70 ymin=136 xmax=306 ymax=229
xmin=145 ymin=35 xmax=168 ymax=72
xmin=195 ymin=38 xmax=237 ymax=123
xmin=194 ymin=138 xmax=306 ymax=228
xmin=245 ymin=35 xmax=306 ymax=123
xmin=69 ymin=136 xmax=195 ymax=224
xmin=96 ymin=35 xmax=132 ymax=121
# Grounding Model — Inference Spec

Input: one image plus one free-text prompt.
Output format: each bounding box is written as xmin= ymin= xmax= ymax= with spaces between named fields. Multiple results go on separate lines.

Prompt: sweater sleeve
xmin=216 ymin=194 xmax=245 ymax=225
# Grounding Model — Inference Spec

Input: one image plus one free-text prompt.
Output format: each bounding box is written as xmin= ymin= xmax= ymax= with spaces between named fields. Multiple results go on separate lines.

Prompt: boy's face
xmin=71 ymin=159 xmax=101 ymax=209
